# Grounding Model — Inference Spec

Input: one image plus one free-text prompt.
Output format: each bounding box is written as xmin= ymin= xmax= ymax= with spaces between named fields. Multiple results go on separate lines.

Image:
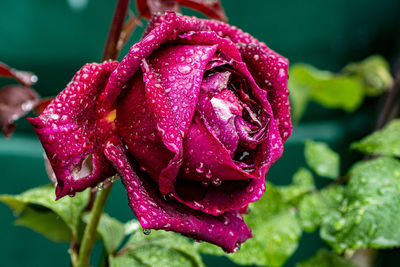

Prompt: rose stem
xmin=350 ymin=58 xmax=400 ymax=267
xmin=102 ymin=0 xmax=131 ymax=61
xmin=375 ymin=63 xmax=400 ymax=130
xmin=76 ymin=1 xmax=130 ymax=267
xmin=77 ymin=183 xmax=114 ymax=267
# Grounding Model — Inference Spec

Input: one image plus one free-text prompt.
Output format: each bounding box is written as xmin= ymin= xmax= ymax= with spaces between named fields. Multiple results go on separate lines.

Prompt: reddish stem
xmin=102 ymin=0 xmax=131 ymax=61
xmin=375 ymin=61 xmax=400 ymax=129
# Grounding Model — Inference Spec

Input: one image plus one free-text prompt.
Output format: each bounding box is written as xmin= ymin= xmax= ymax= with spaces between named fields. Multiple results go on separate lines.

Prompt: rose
xmin=29 ymin=11 xmax=292 ymax=252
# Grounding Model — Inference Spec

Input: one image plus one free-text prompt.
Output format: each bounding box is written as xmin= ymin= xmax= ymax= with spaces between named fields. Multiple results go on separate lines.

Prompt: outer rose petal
xmin=28 ymin=61 xmax=118 ymax=198
xmin=147 ymin=43 xmax=218 ymax=136
xmin=173 ymin=174 xmax=267 ymax=216
xmin=104 ymin=11 xmax=212 ymax=107
xmin=141 ymin=59 xmax=183 ymax=195
xmin=104 ymin=136 xmax=252 ymax=252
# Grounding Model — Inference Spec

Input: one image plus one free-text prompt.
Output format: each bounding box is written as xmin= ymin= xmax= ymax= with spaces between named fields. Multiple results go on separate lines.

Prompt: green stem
xmin=77 ymin=183 xmax=114 ymax=267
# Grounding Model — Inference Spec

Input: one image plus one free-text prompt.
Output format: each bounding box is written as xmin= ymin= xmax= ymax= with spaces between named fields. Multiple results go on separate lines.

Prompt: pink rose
xmin=29 ymin=11 xmax=291 ymax=252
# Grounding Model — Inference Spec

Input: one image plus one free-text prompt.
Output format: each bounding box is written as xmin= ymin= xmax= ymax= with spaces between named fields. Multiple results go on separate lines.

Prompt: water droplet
xmin=163 ymin=193 xmax=173 ymax=201
xmin=201 ymin=181 xmax=210 ymax=187
xmin=212 ymin=178 xmax=221 ymax=186
xmin=253 ymin=54 xmax=259 ymax=61
xmin=97 ymin=182 xmax=104 ymax=191
xmin=246 ymin=186 xmax=254 ymax=193
xmin=196 ymin=162 xmax=204 ymax=173
xmin=143 ymin=229 xmax=151 ymax=235
xmin=233 ymin=244 xmax=241 ymax=252
xmin=205 ymin=170 xmax=212 ymax=179
xmin=178 ymin=65 xmax=192 ymax=75
xmin=276 ymin=68 xmax=286 ymax=82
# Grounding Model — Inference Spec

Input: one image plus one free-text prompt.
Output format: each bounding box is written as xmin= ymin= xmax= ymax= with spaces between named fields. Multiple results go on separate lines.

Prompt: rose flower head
xmin=29 ymin=11 xmax=292 ymax=252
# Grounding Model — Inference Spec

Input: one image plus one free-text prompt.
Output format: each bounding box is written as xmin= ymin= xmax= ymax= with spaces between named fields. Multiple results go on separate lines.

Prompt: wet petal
xmin=198 ymin=19 xmax=292 ymax=142
xmin=0 ymin=85 xmax=39 ymax=137
xmin=200 ymin=71 xmax=231 ymax=95
xmin=104 ymin=12 xmax=213 ymax=107
xmin=104 ymin=136 xmax=252 ymax=252
xmin=148 ymin=43 xmax=218 ymax=135
xmin=141 ymin=59 xmax=183 ymax=195
xmin=28 ymin=61 xmax=118 ymax=198
xmin=116 ymin=71 xmax=175 ymax=182
xmin=172 ymin=176 xmax=267 ymax=216
xmin=179 ymin=115 xmax=256 ymax=183
xmin=197 ymin=91 xmax=239 ymax=154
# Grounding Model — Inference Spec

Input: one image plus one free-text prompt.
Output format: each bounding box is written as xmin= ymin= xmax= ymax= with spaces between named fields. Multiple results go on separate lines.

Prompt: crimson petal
xmin=104 ymin=136 xmax=251 ymax=252
xmin=141 ymin=59 xmax=183 ymax=195
xmin=179 ymin=115 xmax=257 ymax=183
xmin=198 ymin=19 xmax=292 ymax=142
xmin=28 ymin=61 xmax=118 ymax=198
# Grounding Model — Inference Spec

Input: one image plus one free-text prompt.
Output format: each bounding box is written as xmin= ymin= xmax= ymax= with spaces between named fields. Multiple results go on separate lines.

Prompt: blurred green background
xmin=1 ymin=0 xmax=400 ymax=266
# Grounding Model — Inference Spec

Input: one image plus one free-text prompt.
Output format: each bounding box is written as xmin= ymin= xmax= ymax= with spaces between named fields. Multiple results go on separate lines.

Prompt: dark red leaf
xmin=0 ymin=85 xmax=40 ymax=137
xmin=135 ymin=0 xmax=226 ymax=21
xmin=177 ymin=0 xmax=227 ymax=21
xmin=0 ymin=62 xmax=38 ymax=86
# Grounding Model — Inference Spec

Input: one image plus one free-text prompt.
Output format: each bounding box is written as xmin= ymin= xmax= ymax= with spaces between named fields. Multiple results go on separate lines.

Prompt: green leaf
xmin=305 ymin=140 xmax=340 ymax=179
xmin=289 ymin=64 xmax=332 ymax=121
xmin=0 ymin=184 xmax=90 ymax=235
xmin=279 ymin=168 xmax=315 ymax=205
xmin=296 ymin=249 xmax=358 ymax=267
xmin=82 ymin=213 xmax=125 ymax=254
xmin=299 ymin=186 xmax=344 ymax=232
xmin=15 ymin=206 xmax=72 ymax=242
xmin=109 ymin=255 xmax=145 ymax=267
xmin=199 ymin=184 xmax=302 ymax=267
xmin=309 ymin=76 xmax=364 ymax=112
xmin=351 ymin=119 xmax=400 ymax=157
xmin=321 ymin=157 xmax=400 ymax=252
xmin=343 ymin=55 xmax=393 ymax=97
xmin=116 ymin=229 xmax=204 ymax=267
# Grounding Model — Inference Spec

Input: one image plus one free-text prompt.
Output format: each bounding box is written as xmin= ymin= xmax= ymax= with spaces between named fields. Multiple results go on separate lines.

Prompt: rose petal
xmin=104 ymin=11 xmax=212 ymax=108
xmin=198 ymin=19 xmax=292 ymax=142
xmin=174 ymin=31 xmax=242 ymax=62
xmin=141 ymin=59 xmax=183 ymax=195
xmin=172 ymin=175 xmax=267 ymax=216
xmin=179 ymin=115 xmax=257 ymax=183
xmin=197 ymin=91 xmax=239 ymax=154
xmin=201 ymin=71 xmax=231 ymax=95
xmin=0 ymin=62 xmax=38 ymax=86
xmin=116 ymin=71 xmax=176 ymax=183
xmin=0 ymin=85 xmax=39 ymax=137
xmin=28 ymin=61 xmax=118 ymax=198
xmin=104 ymin=136 xmax=252 ymax=252
xmin=148 ymin=43 xmax=218 ymax=135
